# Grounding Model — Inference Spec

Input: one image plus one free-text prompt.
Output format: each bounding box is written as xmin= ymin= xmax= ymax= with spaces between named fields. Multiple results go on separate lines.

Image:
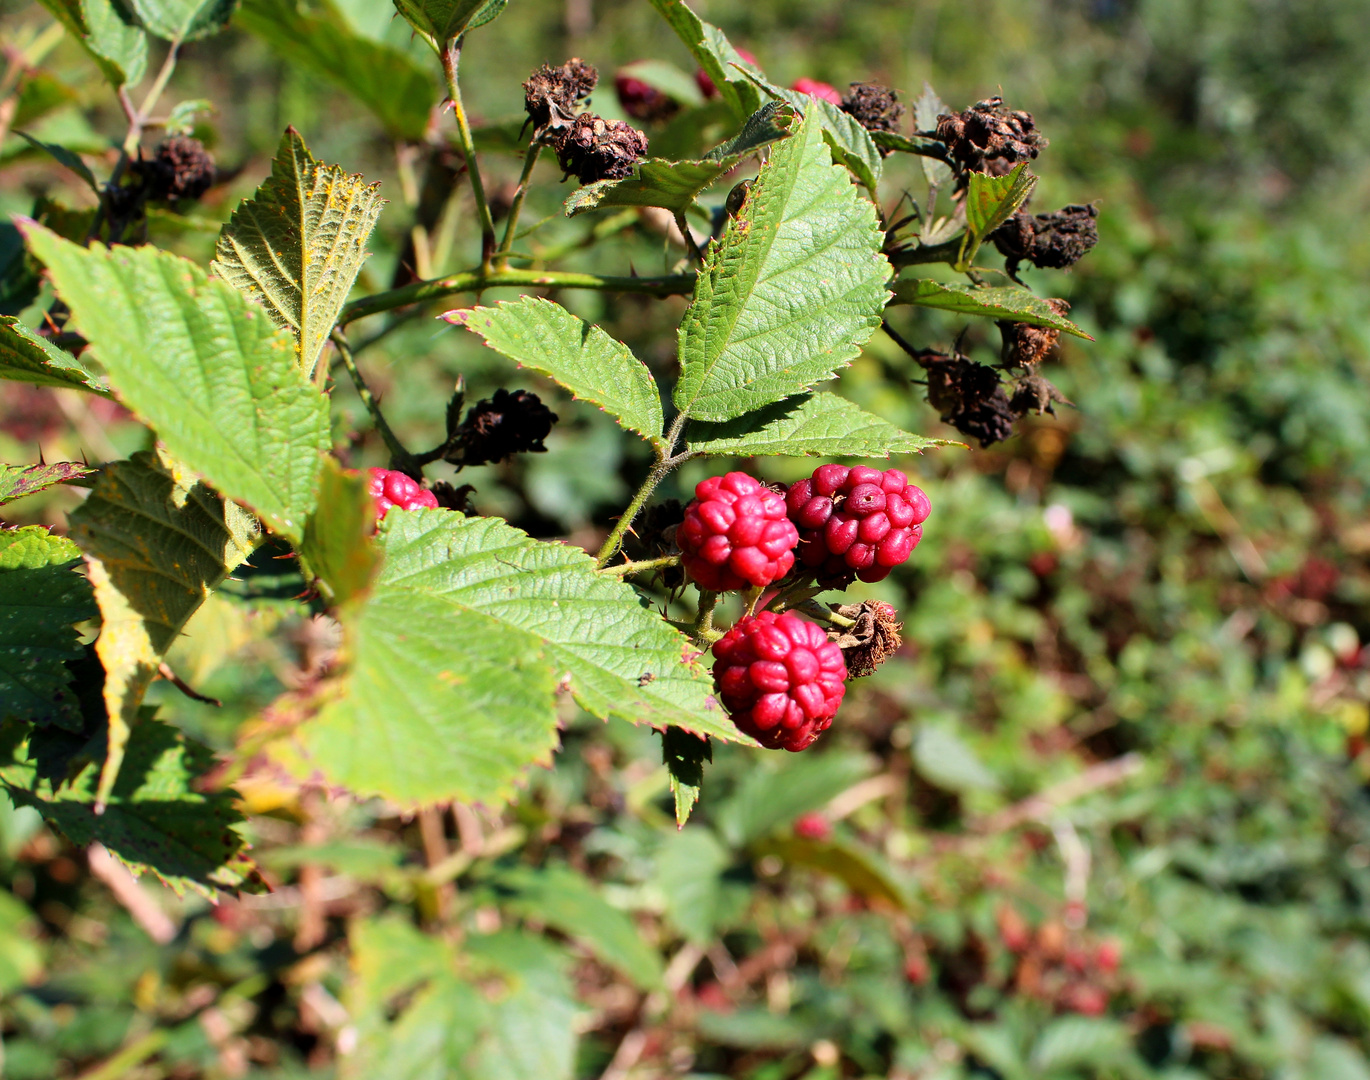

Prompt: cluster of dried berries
xmin=991 ymin=204 xmax=1100 ymax=274
xmin=524 ymin=59 xmax=649 ymax=184
xmin=445 ymin=388 xmax=557 ymax=467
xmin=935 ymin=96 xmax=1047 ymax=175
xmin=841 ymin=81 xmax=904 ymax=153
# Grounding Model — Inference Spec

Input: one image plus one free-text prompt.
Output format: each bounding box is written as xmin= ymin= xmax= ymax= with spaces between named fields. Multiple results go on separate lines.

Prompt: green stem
xmin=794 ymin=598 xmax=856 ymax=628
xmin=121 ymin=37 xmax=181 ymax=157
xmin=331 ymin=330 xmax=420 ymax=474
xmin=694 ymin=591 xmax=720 ymax=640
xmin=521 ymin=207 xmax=638 ymax=265
xmin=76 ymin=1028 xmax=170 ymax=1080
xmin=441 ymin=39 xmax=497 ymax=273
xmin=594 ymin=414 xmax=690 ymax=568
xmin=602 ymin=553 xmax=682 ymax=577
xmin=496 ymin=141 xmax=542 ymax=267
xmin=340 ymin=266 xmax=695 ymax=324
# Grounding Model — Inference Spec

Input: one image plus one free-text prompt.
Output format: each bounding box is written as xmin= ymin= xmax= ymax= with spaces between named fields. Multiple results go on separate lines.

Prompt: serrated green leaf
xmin=563 ymin=101 xmax=797 ymax=218
xmin=445 ymin=298 xmax=664 ymax=446
xmin=685 ymin=392 xmax=943 ymax=458
xmin=392 ymin=0 xmax=497 ymax=44
xmin=0 ymin=461 xmax=93 ymax=504
xmin=1 ymin=715 xmax=259 ymax=898
xmin=24 ymin=223 xmax=330 ymax=541
xmin=36 ymin=0 xmax=148 ymax=87
xmin=496 ymin=864 xmax=665 ymax=990
xmin=70 ymin=453 xmax=259 ymax=808
xmin=212 ymin=127 xmax=384 ymax=379
xmin=663 ymin=726 xmax=709 ymax=827
xmin=913 ymin=723 xmax=999 ymax=793
xmin=236 ymin=0 xmax=437 ymax=141
xmin=0 ymin=315 xmax=108 ymax=394
xmin=0 ymin=526 xmax=96 ymax=732
xmin=717 ymin=751 xmax=873 ymax=847
xmin=890 ymin=278 xmax=1092 ymax=339
xmin=737 ymin=73 xmax=883 ymax=190
xmin=119 ymin=0 xmax=237 ymax=41
xmin=297 ymin=458 xmax=380 ymax=609
xmin=13 ymin=131 xmax=98 ymax=191
xmin=961 ymin=162 xmax=1036 ymax=269
xmin=647 ymin=0 xmax=764 ymax=121
xmin=673 ymin=112 xmax=891 ymax=422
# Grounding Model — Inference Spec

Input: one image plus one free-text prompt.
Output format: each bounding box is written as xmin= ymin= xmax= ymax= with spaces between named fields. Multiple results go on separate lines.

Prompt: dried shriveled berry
xmin=991 ymin=204 xmax=1098 ymax=273
xmin=712 ymin=610 xmax=847 ymax=751
xmin=524 ymin=59 xmax=597 ymax=135
xmin=449 ymin=388 xmax=557 ymax=466
xmin=936 ymin=96 xmax=1047 ymax=174
xmin=139 ymin=135 xmax=217 ymax=203
xmin=369 ymin=467 xmax=439 ymax=521
xmin=827 ymin=600 xmax=904 ymax=677
xmin=615 ymin=70 xmax=678 ymax=122
xmin=1009 ymin=372 xmax=1072 ymax=417
xmin=678 ymin=472 xmax=798 ymax=592
xmin=555 ymin=114 xmax=649 ymax=183
xmin=695 ymin=47 xmax=757 ymax=99
xmin=792 ymin=77 xmax=843 ymax=106
xmin=921 ymin=350 xmax=1017 ymax=446
xmin=998 ymin=304 xmax=1070 ymax=368
xmin=841 ymin=81 xmax=904 ymax=144
xmin=786 ymin=465 xmax=930 ymax=586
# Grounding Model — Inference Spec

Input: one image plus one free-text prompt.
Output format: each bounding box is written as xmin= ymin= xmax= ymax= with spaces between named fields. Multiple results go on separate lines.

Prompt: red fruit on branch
xmin=712 ymin=610 xmax=847 ymax=751
xmin=791 ymin=77 xmax=843 ymax=105
xmin=786 ymin=464 xmax=930 ymax=586
xmin=793 ymin=812 xmax=832 ymax=840
xmin=614 ymin=71 xmax=677 ymax=121
xmin=677 ymin=472 xmax=798 ymax=592
xmin=696 ymin=47 xmax=758 ymax=98
xmin=368 ymin=468 xmax=438 ymax=521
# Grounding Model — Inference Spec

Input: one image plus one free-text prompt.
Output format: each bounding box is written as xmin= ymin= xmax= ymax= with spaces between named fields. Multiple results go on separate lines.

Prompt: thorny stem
xmin=441 ymin=39 xmax=497 ymax=273
xmin=602 ymin=553 xmax=681 ymax=577
xmin=693 ymin=591 xmax=720 ymax=639
xmin=331 ymin=330 xmax=421 ymax=474
xmin=594 ymin=413 xmax=691 ymax=568
xmin=674 ymin=210 xmax=706 ymax=263
xmin=497 ymin=141 xmax=543 ymax=267
xmin=340 ymin=265 xmax=695 ymax=324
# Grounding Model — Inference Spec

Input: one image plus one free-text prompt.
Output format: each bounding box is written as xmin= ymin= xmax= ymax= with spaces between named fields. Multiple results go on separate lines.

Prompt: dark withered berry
xmin=524 ymin=59 xmax=598 ymax=136
xmin=827 ymin=600 xmax=904 ymax=678
xmin=921 ymin=350 xmax=1018 ymax=447
xmin=554 ymin=113 xmax=649 ymax=183
xmin=991 ymin=204 xmax=1098 ymax=274
xmin=138 ymin=135 xmax=217 ymax=204
xmin=998 ymin=304 xmax=1071 ymax=369
xmin=449 ymin=388 xmax=557 ymax=467
xmin=935 ymin=96 xmax=1047 ymax=174
xmin=841 ymin=81 xmax=904 ymax=153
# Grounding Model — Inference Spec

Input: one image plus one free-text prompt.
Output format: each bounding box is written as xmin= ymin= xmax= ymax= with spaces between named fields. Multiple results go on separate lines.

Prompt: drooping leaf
xmin=890 ymin=278 xmax=1092 ymax=338
xmin=663 ymin=726 xmax=709 ymax=827
xmin=297 ymin=458 xmax=380 ymax=609
xmin=24 ymin=223 xmax=330 ymax=542
xmin=0 ymin=462 xmax=93 ymax=504
xmin=35 ymin=0 xmax=148 ymax=87
xmin=0 ymin=526 xmax=96 ymax=732
xmin=445 ymin=298 xmax=664 ymax=447
xmin=0 ymin=715 xmax=260 ymax=898
xmin=13 ymin=131 xmax=98 ymax=191
xmin=913 ymin=722 xmax=1000 ymax=793
xmin=495 ymin=864 xmax=665 ymax=990
xmin=69 ymin=453 xmax=259 ymax=809
xmin=392 ymin=0 xmax=501 ymax=44
xmin=212 ymin=127 xmax=384 ymax=378
xmin=236 ymin=0 xmax=437 ymax=142
xmin=646 ymin=0 xmax=764 ymax=121
xmin=716 ymin=750 xmax=873 ymax=847
xmin=0 ymin=315 xmax=108 ymax=394
xmin=870 ymin=129 xmax=949 ymax=160
xmin=563 ymin=101 xmax=797 ymax=218
xmin=960 ymin=162 xmax=1036 ymax=269
xmin=285 ymin=509 xmax=748 ymax=807
xmin=673 ymin=112 xmax=891 ymax=423
xmin=686 ymin=392 xmax=944 ymax=458
xmin=754 ymin=834 xmax=909 ymax=909
xmin=118 ymin=0 xmax=238 ymax=40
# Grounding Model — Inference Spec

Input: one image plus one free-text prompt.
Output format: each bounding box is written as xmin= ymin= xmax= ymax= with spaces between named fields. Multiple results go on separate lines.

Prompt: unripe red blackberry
xmin=677 ymin=472 xmax=798 ymax=592
xmin=711 ymin=610 xmax=846 ymax=751
xmin=695 ymin=47 xmax=757 ymax=99
xmin=614 ymin=70 xmax=677 ymax=121
xmin=791 ymin=77 xmax=843 ymax=106
xmin=368 ymin=467 xmax=438 ymax=521
xmin=793 ymin=812 xmax=831 ymax=841
xmin=786 ymin=464 xmax=930 ymax=586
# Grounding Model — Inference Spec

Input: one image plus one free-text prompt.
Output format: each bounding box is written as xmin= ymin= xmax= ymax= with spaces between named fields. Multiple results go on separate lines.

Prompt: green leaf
xmin=913 ymin=723 xmax=999 ymax=793
xmin=686 ymin=392 xmax=943 ymax=458
xmin=119 ymin=0 xmax=238 ymax=40
xmin=912 ymin=83 xmax=955 ymax=190
xmin=663 ymin=726 xmax=709 ymax=827
xmin=286 ymin=510 xmax=749 ymax=807
xmin=673 ymin=112 xmax=891 ymax=422
xmin=0 ymin=526 xmax=96 ymax=732
xmin=716 ymin=750 xmax=872 ymax=847
xmin=870 ymin=129 xmax=949 ymax=160
xmin=14 ymin=71 xmax=80 ymax=131
xmin=1029 ymin=1017 xmax=1131 ymax=1072
xmin=0 ymin=890 xmax=43 ymax=994
xmin=0 ymin=315 xmax=108 ymax=394
xmin=392 ymin=0 xmax=499 ymax=44
xmin=236 ymin=0 xmax=437 ymax=142
xmin=0 ymin=461 xmax=93 ymax=504
xmin=13 ymin=131 xmax=98 ymax=191
xmin=212 ymin=127 xmax=384 ymax=379
xmin=890 ymin=278 xmax=1092 ymax=339
xmin=445 ymin=298 xmax=664 ymax=446
xmin=495 ymin=864 xmax=665 ymax=990
xmin=654 ymin=825 xmax=731 ymax=945
xmin=35 ymin=0 xmax=148 ymax=87
xmin=69 ymin=453 xmax=259 ymax=809
xmin=646 ymin=0 xmax=764 ymax=121
xmin=754 ymin=834 xmax=909 ymax=909
xmin=736 ymin=73 xmax=883 ymax=190
xmin=163 ymin=97 xmax=213 ymax=136
xmin=24 ymin=223 xmax=331 ymax=542
xmin=0 ymin=715 xmax=260 ymax=898
xmin=563 ymin=101 xmax=797 ymax=218
xmin=961 ymin=162 xmax=1036 ymax=269
xmin=297 ymin=458 xmax=380 ymax=609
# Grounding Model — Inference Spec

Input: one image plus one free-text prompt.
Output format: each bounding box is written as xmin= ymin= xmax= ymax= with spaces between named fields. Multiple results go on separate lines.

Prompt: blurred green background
xmin=2 ymin=0 xmax=1370 ymax=1076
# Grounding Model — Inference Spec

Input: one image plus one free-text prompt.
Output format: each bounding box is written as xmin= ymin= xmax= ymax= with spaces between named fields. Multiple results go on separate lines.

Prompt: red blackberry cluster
xmin=712 ymin=610 xmax=847 ymax=752
xmin=677 ymin=472 xmax=798 ymax=592
xmin=786 ymin=464 xmax=930 ymax=586
xmin=368 ymin=468 xmax=438 ymax=521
